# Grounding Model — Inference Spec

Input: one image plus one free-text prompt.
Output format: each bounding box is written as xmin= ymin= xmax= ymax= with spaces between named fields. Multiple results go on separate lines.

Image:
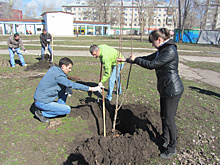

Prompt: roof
xmin=41 ymin=11 xmax=75 ymax=16
xmin=0 ymin=18 xmax=43 ymax=22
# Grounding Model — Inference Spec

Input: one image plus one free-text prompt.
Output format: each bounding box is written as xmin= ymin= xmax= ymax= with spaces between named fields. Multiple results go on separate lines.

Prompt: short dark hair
xmin=42 ymin=29 xmax=46 ymax=32
xmin=59 ymin=57 xmax=73 ymax=67
xmin=14 ymin=33 xmax=19 ymax=37
xmin=89 ymin=44 xmax=99 ymax=54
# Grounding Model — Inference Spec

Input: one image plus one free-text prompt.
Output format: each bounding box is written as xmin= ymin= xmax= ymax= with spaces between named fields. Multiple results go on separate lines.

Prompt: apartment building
xmin=62 ymin=0 xmax=178 ymax=33
xmin=205 ymin=0 xmax=220 ymax=30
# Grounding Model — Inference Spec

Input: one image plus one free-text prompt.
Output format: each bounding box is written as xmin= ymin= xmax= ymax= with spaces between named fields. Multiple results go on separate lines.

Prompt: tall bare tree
xmin=1 ymin=0 xmax=22 ymax=19
xmin=194 ymin=0 xmax=207 ymax=30
xmin=135 ymin=0 xmax=147 ymax=41
xmin=83 ymin=0 xmax=116 ymax=23
xmin=178 ymin=0 xmax=193 ymax=42
xmin=135 ymin=0 xmax=158 ymax=41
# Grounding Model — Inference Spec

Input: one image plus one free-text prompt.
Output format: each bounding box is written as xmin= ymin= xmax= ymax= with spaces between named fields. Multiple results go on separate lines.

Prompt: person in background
xmin=7 ymin=33 xmax=26 ymax=67
xmin=118 ymin=28 xmax=184 ymax=159
xmin=34 ymin=57 xmax=103 ymax=123
xmin=40 ymin=29 xmax=52 ymax=60
xmin=89 ymin=44 xmax=124 ymax=104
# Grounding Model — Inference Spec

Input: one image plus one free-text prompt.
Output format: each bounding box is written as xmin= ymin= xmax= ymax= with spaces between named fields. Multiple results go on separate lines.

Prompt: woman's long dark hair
xmin=149 ymin=28 xmax=170 ymax=43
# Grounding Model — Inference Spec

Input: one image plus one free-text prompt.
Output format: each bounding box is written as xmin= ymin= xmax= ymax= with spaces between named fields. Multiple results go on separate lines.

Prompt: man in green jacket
xmin=89 ymin=44 xmax=124 ymax=103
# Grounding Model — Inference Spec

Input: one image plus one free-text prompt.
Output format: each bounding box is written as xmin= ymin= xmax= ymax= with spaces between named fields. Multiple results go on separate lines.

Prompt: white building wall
xmin=43 ymin=12 xmax=74 ymax=36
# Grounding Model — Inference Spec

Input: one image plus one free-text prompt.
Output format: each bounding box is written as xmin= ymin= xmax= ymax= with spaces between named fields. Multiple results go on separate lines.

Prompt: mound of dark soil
xmin=65 ymin=103 xmax=162 ymax=165
xmin=25 ymin=59 xmax=56 ymax=71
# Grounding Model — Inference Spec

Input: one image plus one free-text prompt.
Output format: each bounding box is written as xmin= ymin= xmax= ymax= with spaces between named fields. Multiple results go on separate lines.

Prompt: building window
xmin=135 ymin=14 xmax=137 ymax=16
xmin=164 ymin=14 xmax=166 ymax=17
xmin=74 ymin=18 xmax=76 ymax=20
xmin=83 ymin=8 xmax=86 ymax=11
xmin=78 ymin=8 xmax=81 ymax=10
xmin=158 ymin=24 xmax=160 ymax=26
xmin=73 ymin=8 xmax=76 ymax=11
xmin=135 ymin=8 xmax=137 ymax=11
xmin=158 ymin=14 xmax=161 ymax=16
xmin=159 ymin=9 xmax=161 ymax=11
xmin=134 ymin=24 xmax=136 ymax=26
xmin=79 ymin=18 xmax=81 ymax=20
xmin=130 ymin=8 xmax=132 ymax=11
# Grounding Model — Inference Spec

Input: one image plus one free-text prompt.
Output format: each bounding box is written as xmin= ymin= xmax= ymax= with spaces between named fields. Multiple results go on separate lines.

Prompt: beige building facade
xmin=62 ymin=0 xmax=178 ymax=34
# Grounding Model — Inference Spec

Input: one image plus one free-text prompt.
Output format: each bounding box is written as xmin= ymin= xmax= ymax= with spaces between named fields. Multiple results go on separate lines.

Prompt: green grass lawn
xmin=0 ymin=54 xmax=219 ymax=164
xmin=1 ymin=35 xmax=219 ymax=57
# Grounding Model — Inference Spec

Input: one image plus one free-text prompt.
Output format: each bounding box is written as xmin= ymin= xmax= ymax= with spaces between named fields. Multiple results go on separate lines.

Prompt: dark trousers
xmin=160 ymin=94 xmax=182 ymax=152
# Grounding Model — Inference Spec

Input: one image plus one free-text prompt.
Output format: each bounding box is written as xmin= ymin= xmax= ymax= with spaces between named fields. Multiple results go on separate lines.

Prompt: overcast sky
xmin=0 ymin=0 xmax=75 ymax=16
xmin=23 ymin=0 xmax=74 ymax=9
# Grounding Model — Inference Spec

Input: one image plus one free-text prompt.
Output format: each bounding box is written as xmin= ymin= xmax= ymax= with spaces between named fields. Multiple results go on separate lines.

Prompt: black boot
xmin=35 ymin=110 xmax=50 ymax=123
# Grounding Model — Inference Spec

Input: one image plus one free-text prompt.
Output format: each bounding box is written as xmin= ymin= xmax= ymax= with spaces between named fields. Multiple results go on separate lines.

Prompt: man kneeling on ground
xmin=34 ymin=57 xmax=102 ymax=123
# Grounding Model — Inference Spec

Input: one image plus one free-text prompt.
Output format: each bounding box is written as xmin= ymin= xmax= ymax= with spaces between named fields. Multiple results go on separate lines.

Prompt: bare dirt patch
xmin=64 ymin=102 xmax=162 ymax=164
xmin=25 ymin=59 xmax=56 ymax=71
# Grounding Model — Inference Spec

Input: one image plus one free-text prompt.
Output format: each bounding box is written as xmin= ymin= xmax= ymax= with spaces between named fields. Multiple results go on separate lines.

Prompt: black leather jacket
xmin=128 ymin=39 xmax=184 ymax=97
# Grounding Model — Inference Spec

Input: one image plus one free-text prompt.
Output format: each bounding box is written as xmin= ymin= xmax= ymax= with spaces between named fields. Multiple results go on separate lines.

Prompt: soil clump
xmin=65 ymin=102 xmax=163 ymax=164
xmin=25 ymin=59 xmax=56 ymax=71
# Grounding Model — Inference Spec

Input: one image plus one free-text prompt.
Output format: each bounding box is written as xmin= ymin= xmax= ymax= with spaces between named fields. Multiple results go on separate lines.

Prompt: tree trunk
xmin=178 ymin=0 xmax=182 ymax=43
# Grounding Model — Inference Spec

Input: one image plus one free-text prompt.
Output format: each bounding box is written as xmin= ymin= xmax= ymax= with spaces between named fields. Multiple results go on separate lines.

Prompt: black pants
xmin=160 ymin=94 xmax=182 ymax=152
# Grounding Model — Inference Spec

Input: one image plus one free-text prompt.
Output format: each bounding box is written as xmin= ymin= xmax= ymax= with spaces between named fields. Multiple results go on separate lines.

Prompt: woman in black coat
xmin=118 ymin=28 xmax=184 ymax=159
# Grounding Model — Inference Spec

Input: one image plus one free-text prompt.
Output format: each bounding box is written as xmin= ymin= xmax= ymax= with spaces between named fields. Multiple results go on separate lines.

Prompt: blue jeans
xmin=107 ymin=63 xmax=124 ymax=101
xmin=34 ymin=94 xmax=71 ymax=118
xmin=9 ymin=47 xmax=26 ymax=67
xmin=41 ymin=45 xmax=52 ymax=59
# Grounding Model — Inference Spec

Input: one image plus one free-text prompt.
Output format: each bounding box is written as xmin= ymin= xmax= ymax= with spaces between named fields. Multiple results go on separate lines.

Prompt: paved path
xmin=1 ymin=49 xmax=220 ymax=88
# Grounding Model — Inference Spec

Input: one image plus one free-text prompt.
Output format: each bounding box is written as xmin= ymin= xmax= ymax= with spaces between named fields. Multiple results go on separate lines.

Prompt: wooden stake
xmin=102 ymin=88 xmax=106 ymax=137
xmin=51 ymin=34 xmax=53 ymax=62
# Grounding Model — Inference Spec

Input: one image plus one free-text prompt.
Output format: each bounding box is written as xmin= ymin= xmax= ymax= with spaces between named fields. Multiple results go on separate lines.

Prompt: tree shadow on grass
xmin=189 ymin=86 xmax=220 ymax=99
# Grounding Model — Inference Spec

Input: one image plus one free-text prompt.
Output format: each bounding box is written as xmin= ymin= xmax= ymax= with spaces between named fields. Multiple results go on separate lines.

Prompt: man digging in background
xmin=40 ymin=29 xmax=52 ymax=60
xmin=89 ymin=44 xmax=124 ymax=104
xmin=7 ymin=33 xmax=27 ymax=67
xmin=34 ymin=57 xmax=103 ymax=123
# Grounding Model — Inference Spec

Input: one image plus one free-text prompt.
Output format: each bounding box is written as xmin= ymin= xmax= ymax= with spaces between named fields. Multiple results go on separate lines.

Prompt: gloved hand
xmin=45 ymin=47 xmax=48 ymax=50
xmin=12 ymin=48 xmax=15 ymax=52
xmin=90 ymin=86 xmax=103 ymax=93
xmin=23 ymin=49 xmax=26 ymax=52
xmin=65 ymin=87 xmax=73 ymax=97
xmin=98 ymin=82 xmax=103 ymax=87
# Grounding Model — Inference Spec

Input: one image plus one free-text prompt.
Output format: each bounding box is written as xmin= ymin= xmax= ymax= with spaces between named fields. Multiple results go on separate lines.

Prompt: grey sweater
xmin=7 ymin=36 xmax=25 ymax=50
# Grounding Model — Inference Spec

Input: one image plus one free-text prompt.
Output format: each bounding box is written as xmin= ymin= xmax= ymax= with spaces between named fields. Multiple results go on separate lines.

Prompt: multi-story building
xmin=204 ymin=0 xmax=220 ymax=30
xmin=62 ymin=0 xmax=178 ymax=34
